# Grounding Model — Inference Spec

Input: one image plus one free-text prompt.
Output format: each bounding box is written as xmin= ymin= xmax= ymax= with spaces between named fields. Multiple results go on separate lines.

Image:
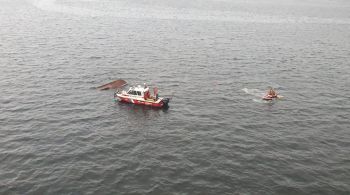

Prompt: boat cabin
xmin=115 ymin=83 xmax=167 ymax=107
xmin=126 ymin=85 xmax=152 ymax=99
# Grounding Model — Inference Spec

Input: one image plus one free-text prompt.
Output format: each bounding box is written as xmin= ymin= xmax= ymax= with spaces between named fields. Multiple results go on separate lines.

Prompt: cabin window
xmin=137 ymin=91 xmax=141 ymax=96
xmin=129 ymin=90 xmax=137 ymax=95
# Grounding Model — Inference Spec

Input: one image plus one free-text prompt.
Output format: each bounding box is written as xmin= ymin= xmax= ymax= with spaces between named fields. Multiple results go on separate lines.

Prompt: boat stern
xmin=161 ymin=97 xmax=170 ymax=106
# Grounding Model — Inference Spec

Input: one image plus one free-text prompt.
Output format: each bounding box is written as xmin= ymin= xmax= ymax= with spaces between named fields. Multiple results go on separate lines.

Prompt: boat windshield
xmin=128 ymin=90 xmax=142 ymax=96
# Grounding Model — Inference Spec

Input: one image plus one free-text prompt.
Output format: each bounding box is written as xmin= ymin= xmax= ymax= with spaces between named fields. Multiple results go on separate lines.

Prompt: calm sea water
xmin=1 ymin=0 xmax=349 ymax=194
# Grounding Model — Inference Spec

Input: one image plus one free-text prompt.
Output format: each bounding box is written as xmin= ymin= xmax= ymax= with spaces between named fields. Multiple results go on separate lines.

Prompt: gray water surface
xmin=1 ymin=0 xmax=350 ymax=194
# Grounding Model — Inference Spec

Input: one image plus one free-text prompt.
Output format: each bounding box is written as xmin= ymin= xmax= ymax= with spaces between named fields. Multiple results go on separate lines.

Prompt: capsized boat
xmin=97 ymin=79 xmax=127 ymax=90
xmin=114 ymin=84 xmax=170 ymax=108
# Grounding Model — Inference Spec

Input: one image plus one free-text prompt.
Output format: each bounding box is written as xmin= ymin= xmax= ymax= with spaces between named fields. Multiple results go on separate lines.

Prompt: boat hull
xmin=115 ymin=94 xmax=168 ymax=108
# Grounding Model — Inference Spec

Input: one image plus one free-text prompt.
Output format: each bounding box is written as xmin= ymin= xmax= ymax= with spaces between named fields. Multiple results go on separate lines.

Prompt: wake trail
xmin=242 ymin=88 xmax=265 ymax=97
xmin=242 ymin=88 xmax=272 ymax=103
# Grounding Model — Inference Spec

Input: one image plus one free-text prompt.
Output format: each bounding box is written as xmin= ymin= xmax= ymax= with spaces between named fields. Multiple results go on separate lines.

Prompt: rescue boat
xmin=114 ymin=84 xmax=170 ymax=108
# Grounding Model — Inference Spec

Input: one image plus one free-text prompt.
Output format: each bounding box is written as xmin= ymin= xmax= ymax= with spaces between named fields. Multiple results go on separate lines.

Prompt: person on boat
xmin=144 ymin=90 xmax=150 ymax=100
xmin=267 ymin=87 xmax=277 ymax=97
xmin=154 ymin=87 xmax=159 ymax=100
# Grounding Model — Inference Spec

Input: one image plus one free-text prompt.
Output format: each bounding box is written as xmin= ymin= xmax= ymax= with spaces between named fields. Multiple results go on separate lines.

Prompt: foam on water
xmin=242 ymin=88 xmax=265 ymax=97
